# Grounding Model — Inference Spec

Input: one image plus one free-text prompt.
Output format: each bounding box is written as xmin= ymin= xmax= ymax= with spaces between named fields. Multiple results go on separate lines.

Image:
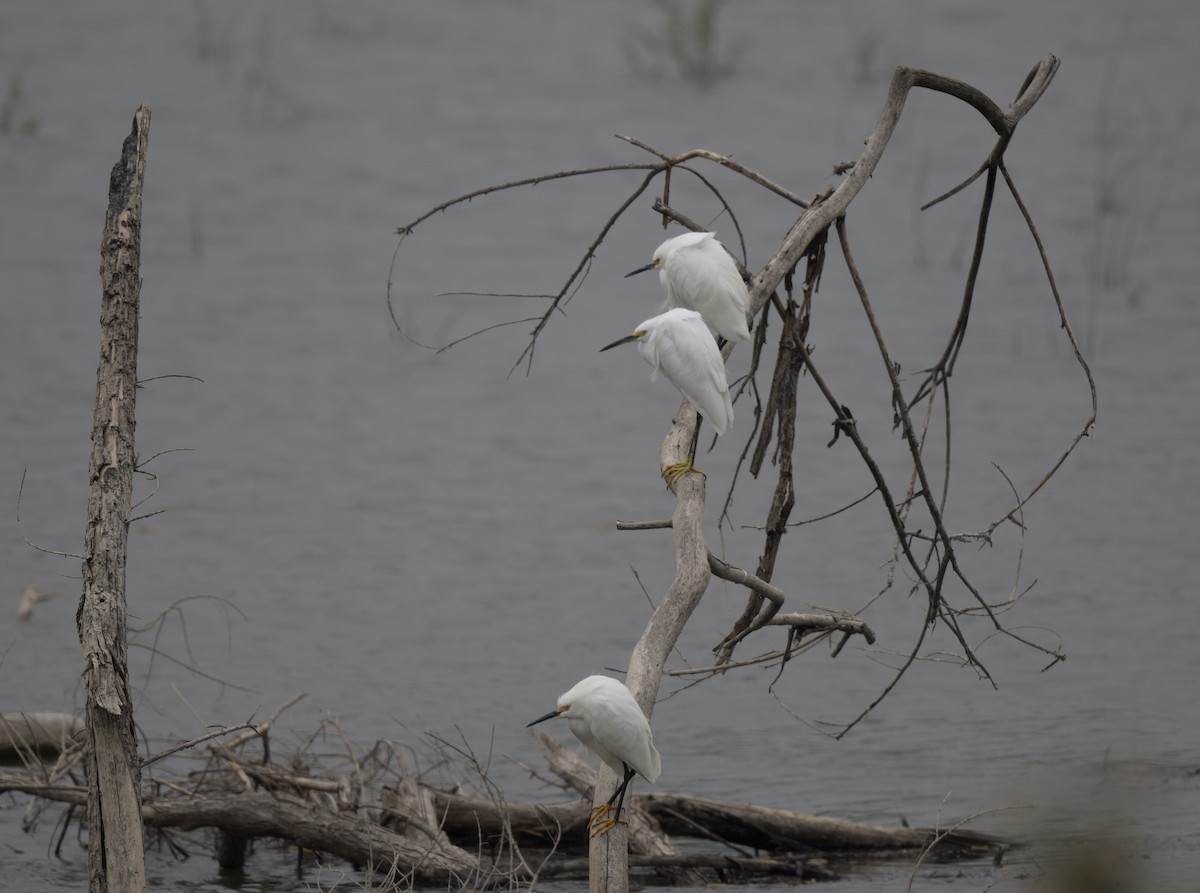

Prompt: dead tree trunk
xmin=76 ymin=104 xmax=151 ymax=893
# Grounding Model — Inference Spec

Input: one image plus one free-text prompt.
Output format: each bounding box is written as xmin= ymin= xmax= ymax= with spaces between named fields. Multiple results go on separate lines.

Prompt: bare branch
xmin=615 ymin=519 xmax=672 ymax=531
xmin=16 ymin=470 xmax=84 ymax=560
xmin=140 ymin=721 xmax=256 ymax=768
xmin=616 ymin=135 xmax=811 ymax=209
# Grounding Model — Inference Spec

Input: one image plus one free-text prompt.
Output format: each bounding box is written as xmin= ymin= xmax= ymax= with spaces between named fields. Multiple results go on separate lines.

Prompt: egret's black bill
xmin=624 ymin=263 xmax=655 ymax=279
xmin=526 ymin=709 xmax=560 ymax=728
xmin=600 ymin=334 xmax=639 ymax=352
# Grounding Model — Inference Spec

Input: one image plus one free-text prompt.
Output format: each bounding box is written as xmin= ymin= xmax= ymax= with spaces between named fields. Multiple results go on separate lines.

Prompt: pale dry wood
xmin=78 ymin=103 xmax=152 ymax=893
xmin=594 ymin=463 xmax=710 ymax=891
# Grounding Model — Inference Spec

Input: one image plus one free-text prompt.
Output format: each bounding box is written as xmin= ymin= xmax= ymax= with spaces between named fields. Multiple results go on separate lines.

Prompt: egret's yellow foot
xmin=590 ymin=816 xmax=626 ymax=837
xmin=588 ymin=805 xmax=627 ymax=837
xmin=662 ymin=460 xmax=703 ymax=487
xmin=588 ymin=803 xmax=616 ymax=827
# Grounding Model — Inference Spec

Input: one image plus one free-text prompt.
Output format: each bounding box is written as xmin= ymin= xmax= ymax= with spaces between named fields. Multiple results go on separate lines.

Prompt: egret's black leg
xmin=590 ymin=764 xmax=638 ymax=836
xmin=610 ymin=764 xmax=637 ymax=819
xmin=663 ymin=414 xmax=704 ymax=487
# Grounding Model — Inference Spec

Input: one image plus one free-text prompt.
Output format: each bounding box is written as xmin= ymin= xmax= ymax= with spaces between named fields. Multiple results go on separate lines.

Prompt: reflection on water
xmin=1 ymin=1 xmax=1198 ymax=891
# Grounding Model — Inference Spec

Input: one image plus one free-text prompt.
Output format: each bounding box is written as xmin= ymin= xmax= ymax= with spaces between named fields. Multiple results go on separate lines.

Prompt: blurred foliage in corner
xmin=1006 ymin=750 xmax=1200 ymax=893
xmin=623 ymin=0 xmax=748 ymax=90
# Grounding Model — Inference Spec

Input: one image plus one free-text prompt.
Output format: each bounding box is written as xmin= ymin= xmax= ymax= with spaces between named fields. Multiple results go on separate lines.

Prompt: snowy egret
xmin=527 ymin=675 xmax=661 ymax=835
xmin=625 ymin=231 xmax=751 ymax=344
xmin=600 ymin=308 xmax=733 ymax=485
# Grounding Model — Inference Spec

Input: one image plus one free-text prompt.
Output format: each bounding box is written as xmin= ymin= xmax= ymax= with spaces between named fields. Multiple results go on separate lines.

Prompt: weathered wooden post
xmin=587 ymin=453 xmax=712 ymax=893
xmin=76 ymin=104 xmax=151 ymax=893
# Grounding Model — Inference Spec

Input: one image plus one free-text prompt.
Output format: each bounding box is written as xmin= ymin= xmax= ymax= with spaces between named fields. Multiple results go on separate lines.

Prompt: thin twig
xmin=141 ymin=721 xmax=256 ymax=768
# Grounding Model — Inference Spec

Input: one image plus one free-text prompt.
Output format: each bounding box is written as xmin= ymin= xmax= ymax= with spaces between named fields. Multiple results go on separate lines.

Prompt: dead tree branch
xmin=77 ymin=103 xmax=151 ymax=893
xmin=388 ymin=54 xmax=1077 ymax=892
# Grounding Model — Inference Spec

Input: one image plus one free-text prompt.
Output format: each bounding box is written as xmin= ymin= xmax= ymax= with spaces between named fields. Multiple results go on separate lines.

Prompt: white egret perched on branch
xmin=625 ymin=231 xmax=751 ymax=344
xmin=601 ymin=308 xmax=733 ymax=486
xmin=527 ymin=675 xmax=661 ymax=836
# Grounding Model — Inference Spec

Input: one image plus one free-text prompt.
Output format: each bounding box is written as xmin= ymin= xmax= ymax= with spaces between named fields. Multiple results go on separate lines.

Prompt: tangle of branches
xmin=387 ymin=54 xmax=1092 ymax=740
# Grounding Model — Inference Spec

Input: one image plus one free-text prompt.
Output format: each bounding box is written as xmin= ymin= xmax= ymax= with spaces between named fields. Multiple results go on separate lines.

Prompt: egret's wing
xmin=658 ymin=315 xmax=733 ymax=434
xmin=702 ymin=251 xmax=752 ymax=343
xmin=662 ymin=237 xmax=750 ymax=343
xmin=636 ymin=338 xmax=662 ymax=383
xmin=700 ymin=239 xmax=750 ymax=315
xmin=662 ymin=244 xmax=716 ymax=315
xmin=581 ymin=690 xmax=660 ymax=783
xmin=568 ymin=716 xmax=622 ymax=778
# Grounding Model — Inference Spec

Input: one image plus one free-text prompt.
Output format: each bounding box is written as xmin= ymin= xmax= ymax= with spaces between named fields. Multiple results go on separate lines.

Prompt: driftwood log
xmin=2 ymin=726 xmax=1009 ymax=888
xmin=535 ymin=733 xmax=997 ymax=858
xmin=144 ymin=792 xmax=479 ymax=885
xmin=0 ymin=713 xmax=85 ymax=761
xmin=0 ymin=780 xmax=1000 ymax=885
xmin=433 ymin=731 xmax=1004 ymax=883
xmin=426 ymin=786 xmax=1001 ymax=859
xmin=1 ymin=775 xmax=480 ymax=886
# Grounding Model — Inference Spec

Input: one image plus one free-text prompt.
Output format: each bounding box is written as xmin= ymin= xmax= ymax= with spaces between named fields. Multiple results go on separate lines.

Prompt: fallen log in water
xmin=425 ymin=790 xmax=839 ymax=882
xmin=522 ymin=732 xmax=1003 ymax=860
xmin=430 ymin=788 xmax=1002 ymax=857
xmin=640 ymin=792 xmax=1002 ymax=857
xmin=424 ymin=732 xmax=1010 ymax=883
xmin=0 ymin=713 xmax=85 ymax=761
xmin=0 ymin=718 xmax=1010 ymax=888
xmin=142 ymin=791 xmax=480 ymax=885
xmin=535 ymin=851 xmax=839 ymax=882
xmin=0 ymin=773 xmax=481 ymax=885
xmin=3 ymin=765 xmax=1005 ymax=886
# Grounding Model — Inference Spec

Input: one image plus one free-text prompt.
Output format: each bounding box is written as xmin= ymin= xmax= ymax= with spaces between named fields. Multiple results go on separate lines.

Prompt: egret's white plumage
xmin=627 ymin=231 xmax=751 ymax=344
xmin=564 ymin=675 xmax=660 ymax=782
xmin=601 ymin=308 xmax=733 ymax=435
xmin=527 ymin=675 xmax=660 ymax=833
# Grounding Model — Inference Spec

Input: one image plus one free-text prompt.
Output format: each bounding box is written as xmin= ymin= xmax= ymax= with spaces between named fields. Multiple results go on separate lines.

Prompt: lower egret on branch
xmin=625 ymin=231 xmax=751 ymax=344
xmin=600 ymin=307 xmax=733 ymax=486
xmin=527 ymin=675 xmax=661 ymax=836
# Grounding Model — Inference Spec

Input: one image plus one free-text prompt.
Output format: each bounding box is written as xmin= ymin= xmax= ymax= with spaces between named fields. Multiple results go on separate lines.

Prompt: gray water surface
xmin=2 ymin=2 xmax=1198 ymax=891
